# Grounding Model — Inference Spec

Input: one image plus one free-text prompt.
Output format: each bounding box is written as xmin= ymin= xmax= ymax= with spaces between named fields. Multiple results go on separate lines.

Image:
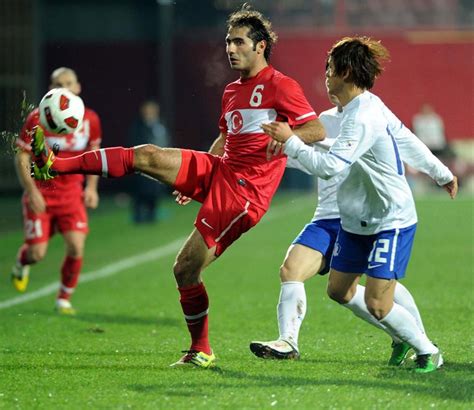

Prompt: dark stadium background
xmin=1 ymin=0 xmax=473 ymax=196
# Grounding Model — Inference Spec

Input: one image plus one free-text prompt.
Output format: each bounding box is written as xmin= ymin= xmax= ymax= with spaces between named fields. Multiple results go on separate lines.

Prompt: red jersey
xmin=219 ymin=65 xmax=317 ymax=209
xmin=17 ymin=107 xmax=102 ymax=201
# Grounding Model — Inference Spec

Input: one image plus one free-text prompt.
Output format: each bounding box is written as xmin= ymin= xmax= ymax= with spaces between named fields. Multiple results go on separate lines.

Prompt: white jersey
xmin=284 ymin=91 xmax=453 ymax=235
xmin=287 ymin=106 xmax=345 ymax=220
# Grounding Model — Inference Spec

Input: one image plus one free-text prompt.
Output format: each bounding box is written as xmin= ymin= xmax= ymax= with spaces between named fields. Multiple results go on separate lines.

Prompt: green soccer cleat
xmin=30 ymin=126 xmax=58 ymax=181
xmin=249 ymin=339 xmax=300 ymax=360
xmin=11 ymin=263 xmax=30 ymax=293
xmin=170 ymin=350 xmax=216 ymax=368
xmin=388 ymin=341 xmax=412 ymax=366
xmin=413 ymin=351 xmax=444 ymax=373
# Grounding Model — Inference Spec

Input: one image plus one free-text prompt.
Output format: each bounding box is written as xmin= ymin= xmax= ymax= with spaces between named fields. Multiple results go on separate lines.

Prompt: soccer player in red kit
xmin=13 ymin=67 xmax=102 ymax=315
xmin=31 ymin=5 xmax=325 ymax=365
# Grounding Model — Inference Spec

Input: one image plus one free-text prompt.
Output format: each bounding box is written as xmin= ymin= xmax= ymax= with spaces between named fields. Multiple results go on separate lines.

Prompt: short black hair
xmin=227 ymin=3 xmax=278 ymax=61
xmin=328 ymin=37 xmax=390 ymax=89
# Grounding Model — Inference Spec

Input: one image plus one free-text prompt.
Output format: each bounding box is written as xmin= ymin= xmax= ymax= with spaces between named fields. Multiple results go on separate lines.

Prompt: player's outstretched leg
xmin=31 ymin=125 xmax=135 ymax=179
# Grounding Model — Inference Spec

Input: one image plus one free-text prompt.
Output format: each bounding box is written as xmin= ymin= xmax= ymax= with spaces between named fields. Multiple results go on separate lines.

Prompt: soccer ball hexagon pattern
xmin=39 ymin=88 xmax=85 ymax=135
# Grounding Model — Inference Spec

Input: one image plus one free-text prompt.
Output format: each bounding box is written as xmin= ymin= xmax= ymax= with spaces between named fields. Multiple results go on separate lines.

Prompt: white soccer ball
xmin=39 ymin=88 xmax=85 ymax=135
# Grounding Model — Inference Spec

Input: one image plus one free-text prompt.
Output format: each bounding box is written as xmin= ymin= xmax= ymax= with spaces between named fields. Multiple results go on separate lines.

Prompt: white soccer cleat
xmin=249 ymin=339 xmax=300 ymax=360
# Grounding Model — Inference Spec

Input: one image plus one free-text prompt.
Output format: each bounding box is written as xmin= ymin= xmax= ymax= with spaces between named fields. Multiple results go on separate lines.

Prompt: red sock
xmin=58 ymin=256 xmax=83 ymax=300
xmin=53 ymin=147 xmax=134 ymax=178
xmin=178 ymin=283 xmax=211 ymax=354
xmin=17 ymin=244 xmax=32 ymax=266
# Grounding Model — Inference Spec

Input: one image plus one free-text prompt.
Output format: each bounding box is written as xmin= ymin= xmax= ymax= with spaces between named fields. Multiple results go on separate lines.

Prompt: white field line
xmin=0 ymin=198 xmax=312 ymax=310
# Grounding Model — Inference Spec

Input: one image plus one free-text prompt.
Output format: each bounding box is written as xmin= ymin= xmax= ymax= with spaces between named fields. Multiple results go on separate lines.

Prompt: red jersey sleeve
xmin=86 ymin=109 xmax=102 ymax=148
xmin=16 ymin=109 xmax=40 ymax=152
xmin=275 ymin=77 xmax=317 ymax=127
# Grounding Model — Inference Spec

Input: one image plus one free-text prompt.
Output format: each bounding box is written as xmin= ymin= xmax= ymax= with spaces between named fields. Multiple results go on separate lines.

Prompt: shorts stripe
xmin=99 ymin=149 xmax=108 ymax=177
xmin=215 ymin=201 xmax=250 ymax=243
xmin=389 ymin=228 xmax=399 ymax=271
xmin=184 ymin=309 xmax=209 ymax=320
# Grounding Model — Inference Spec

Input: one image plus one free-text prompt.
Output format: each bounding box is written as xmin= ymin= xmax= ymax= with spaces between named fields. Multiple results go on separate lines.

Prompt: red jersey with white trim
xmin=219 ymin=65 xmax=317 ymax=209
xmin=17 ymin=107 xmax=102 ymax=200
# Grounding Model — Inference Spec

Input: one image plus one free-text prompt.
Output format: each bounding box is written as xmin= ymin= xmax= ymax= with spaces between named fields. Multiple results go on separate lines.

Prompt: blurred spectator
xmin=128 ymin=100 xmax=170 ymax=224
xmin=412 ymin=103 xmax=454 ymax=160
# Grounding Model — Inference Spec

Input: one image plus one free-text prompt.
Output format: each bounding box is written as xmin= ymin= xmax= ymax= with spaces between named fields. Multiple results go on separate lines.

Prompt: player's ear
xmin=256 ymin=40 xmax=266 ymax=55
xmin=76 ymin=82 xmax=82 ymax=95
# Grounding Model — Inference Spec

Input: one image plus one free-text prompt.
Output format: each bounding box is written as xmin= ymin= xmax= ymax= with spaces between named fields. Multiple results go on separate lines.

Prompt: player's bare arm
xmin=208 ymin=132 xmax=226 ymax=156
xmin=15 ymin=150 xmax=46 ymax=214
xmin=84 ymin=143 xmax=100 ymax=209
xmin=264 ymin=119 xmax=324 ymax=159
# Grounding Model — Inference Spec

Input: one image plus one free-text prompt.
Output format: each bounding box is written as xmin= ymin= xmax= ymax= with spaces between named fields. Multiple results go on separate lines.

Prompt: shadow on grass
xmin=124 ymin=365 xmax=473 ymax=404
xmin=73 ymin=312 xmax=180 ymax=327
xmin=25 ymin=308 xmax=180 ymax=327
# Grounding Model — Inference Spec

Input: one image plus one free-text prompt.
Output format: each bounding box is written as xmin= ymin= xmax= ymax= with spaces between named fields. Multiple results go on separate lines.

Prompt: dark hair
xmin=328 ymin=37 xmax=390 ymax=89
xmin=227 ymin=3 xmax=278 ymax=61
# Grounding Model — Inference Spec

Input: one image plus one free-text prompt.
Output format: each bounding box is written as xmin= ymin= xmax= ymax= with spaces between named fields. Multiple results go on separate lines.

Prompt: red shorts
xmin=173 ymin=149 xmax=266 ymax=256
xmin=22 ymin=194 xmax=88 ymax=245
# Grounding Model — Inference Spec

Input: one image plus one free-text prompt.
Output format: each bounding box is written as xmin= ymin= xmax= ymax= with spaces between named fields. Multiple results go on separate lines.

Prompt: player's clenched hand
xmin=443 ymin=175 xmax=458 ymax=199
xmin=28 ymin=189 xmax=46 ymax=214
xmin=173 ymin=190 xmax=192 ymax=206
xmin=84 ymin=188 xmax=99 ymax=209
xmin=261 ymin=121 xmax=293 ymax=143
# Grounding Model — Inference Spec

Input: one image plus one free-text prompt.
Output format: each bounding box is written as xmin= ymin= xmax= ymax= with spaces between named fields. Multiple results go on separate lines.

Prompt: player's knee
xmin=327 ymin=284 xmax=352 ymax=304
xmin=135 ymin=144 xmax=164 ymax=168
xmin=279 ymin=263 xmax=298 ymax=282
xmin=29 ymin=246 xmax=47 ymax=262
xmin=173 ymin=257 xmax=199 ymax=284
xmin=66 ymin=243 xmax=84 ymax=258
xmin=365 ymin=298 xmax=390 ymax=320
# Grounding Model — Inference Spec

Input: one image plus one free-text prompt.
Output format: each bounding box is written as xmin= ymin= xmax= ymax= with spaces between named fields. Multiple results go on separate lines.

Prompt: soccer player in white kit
xmin=262 ymin=37 xmax=458 ymax=373
xmin=251 ymin=93 xmax=454 ymax=366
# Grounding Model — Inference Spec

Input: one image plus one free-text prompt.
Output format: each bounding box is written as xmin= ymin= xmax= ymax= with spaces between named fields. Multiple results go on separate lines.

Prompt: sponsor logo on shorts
xmin=201 ymin=218 xmax=214 ymax=230
xmin=368 ymin=263 xmax=384 ymax=269
xmin=76 ymin=221 xmax=88 ymax=229
xmin=333 ymin=242 xmax=341 ymax=256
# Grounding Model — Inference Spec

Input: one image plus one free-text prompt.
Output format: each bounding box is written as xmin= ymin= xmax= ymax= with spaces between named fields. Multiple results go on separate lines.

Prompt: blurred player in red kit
xmin=12 ymin=67 xmax=102 ymax=315
xmin=31 ymin=5 xmax=325 ymax=364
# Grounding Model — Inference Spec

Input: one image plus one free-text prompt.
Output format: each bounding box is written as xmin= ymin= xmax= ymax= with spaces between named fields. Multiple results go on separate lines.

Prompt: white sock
xmin=277 ymin=281 xmax=306 ymax=349
xmin=380 ymin=304 xmax=438 ymax=355
xmin=344 ymin=285 xmax=401 ymax=343
xmin=394 ymin=282 xmax=426 ymax=334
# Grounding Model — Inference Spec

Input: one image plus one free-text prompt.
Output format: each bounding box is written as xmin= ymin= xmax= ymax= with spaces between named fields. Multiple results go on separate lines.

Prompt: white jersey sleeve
xmin=284 ymin=112 xmax=375 ymax=180
xmin=373 ymin=94 xmax=453 ymax=186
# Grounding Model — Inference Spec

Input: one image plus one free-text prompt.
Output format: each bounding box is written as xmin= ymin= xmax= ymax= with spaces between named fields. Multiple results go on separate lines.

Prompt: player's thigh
xmin=62 ymin=230 xmax=87 ymax=258
xmin=22 ymin=200 xmax=52 ymax=247
xmin=174 ymin=228 xmax=217 ymax=286
xmin=364 ymin=276 xmax=396 ymax=319
xmin=134 ymin=145 xmax=183 ymax=186
xmin=327 ymin=269 xmax=361 ymax=303
xmin=280 ymin=244 xmax=324 ymax=282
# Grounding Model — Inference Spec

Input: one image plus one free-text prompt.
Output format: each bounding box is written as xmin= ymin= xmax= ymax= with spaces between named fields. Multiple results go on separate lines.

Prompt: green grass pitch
xmin=0 ymin=193 xmax=472 ymax=409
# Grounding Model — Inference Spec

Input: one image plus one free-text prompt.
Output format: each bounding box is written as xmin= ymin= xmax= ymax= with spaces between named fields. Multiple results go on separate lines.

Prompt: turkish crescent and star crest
xmin=230 ymin=111 xmax=243 ymax=133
